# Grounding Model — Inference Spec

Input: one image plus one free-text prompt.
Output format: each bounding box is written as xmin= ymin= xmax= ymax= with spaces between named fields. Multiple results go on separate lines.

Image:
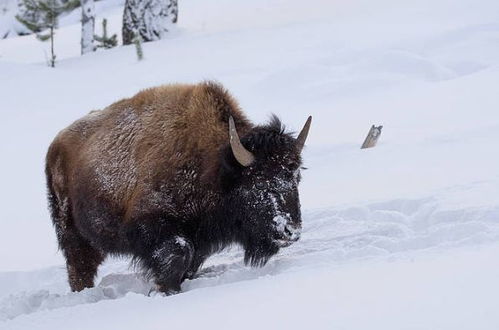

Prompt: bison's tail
xmin=45 ymin=145 xmax=72 ymax=250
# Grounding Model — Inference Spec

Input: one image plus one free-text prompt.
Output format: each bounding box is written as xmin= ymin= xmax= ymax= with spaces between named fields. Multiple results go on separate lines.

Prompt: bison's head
xmin=222 ymin=115 xmax=311 ymax=267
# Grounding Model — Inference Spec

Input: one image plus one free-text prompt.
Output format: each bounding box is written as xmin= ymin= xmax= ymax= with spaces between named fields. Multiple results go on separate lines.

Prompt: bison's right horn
xmin=229 ymin=116 xmax=255 ymax=167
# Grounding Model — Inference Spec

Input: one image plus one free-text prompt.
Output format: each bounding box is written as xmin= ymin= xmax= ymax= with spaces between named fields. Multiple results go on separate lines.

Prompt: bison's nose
xmin=283 ymin=224 xmax=301 ymax=242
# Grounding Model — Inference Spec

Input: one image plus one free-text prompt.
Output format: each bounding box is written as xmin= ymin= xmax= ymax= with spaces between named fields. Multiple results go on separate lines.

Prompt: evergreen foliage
xmin=94 ymin=19 xmax=117 ymax=49
xmin=15 ymin=0 xmax=74 ymax=67
xmin=122 ymin=0 xmax=178 ymax=45
xmin=16 ymin=0 xmax=78 ymax=33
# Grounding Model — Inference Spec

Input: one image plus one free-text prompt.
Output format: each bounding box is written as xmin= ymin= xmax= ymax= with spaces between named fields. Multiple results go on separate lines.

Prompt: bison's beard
xmin=243 ymin=239 xmax=280 ymax=267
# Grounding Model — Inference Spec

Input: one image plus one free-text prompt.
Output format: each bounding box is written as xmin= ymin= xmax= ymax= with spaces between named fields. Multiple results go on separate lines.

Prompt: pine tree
xmin=16 ymin=0 xmax=44 ymax=34
xmin=16 ymin=0 xmax=74 ymax=67
xmin=94 ymin=19 xmax=117 ymax=49
xmin=122 ymin=0 xmax=178 ymax=45
xmin=16 ymin=0 xmax=78 ymax=34
xmin=80 ymin=0 xmax=95 ymax=54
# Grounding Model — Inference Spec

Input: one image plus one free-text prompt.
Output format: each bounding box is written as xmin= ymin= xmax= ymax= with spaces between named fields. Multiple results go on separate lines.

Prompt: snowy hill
xmin=1 ymin=0 xmax=499 ymax=328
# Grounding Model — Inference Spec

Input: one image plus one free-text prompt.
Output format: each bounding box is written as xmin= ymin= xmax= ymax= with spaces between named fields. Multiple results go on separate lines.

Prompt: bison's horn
xmin=229 ymin=116 xmax=255 ymax=167
xmin=296 ymin=116 xmax=312 ymax=153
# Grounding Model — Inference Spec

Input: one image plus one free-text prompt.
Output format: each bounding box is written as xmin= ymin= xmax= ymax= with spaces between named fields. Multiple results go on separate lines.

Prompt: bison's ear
xmin=219 ymin=144 xmax=245 ymax=190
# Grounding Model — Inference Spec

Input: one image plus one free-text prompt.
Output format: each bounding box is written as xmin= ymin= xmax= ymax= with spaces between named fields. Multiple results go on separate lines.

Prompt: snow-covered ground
xmin=1 ymin=0 xmax=499 ymax=328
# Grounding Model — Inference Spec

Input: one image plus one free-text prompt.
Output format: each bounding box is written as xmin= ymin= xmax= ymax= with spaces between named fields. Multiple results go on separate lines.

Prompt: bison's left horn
xmin=229 ymin=116 xmax=255 ymax=167
xmin=296 ymin=116 xmax=312 ymax=153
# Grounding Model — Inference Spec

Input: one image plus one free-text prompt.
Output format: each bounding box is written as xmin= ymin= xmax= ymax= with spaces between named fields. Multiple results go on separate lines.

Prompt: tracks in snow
xmin=1 ymin=196 xmax=498 ymax=321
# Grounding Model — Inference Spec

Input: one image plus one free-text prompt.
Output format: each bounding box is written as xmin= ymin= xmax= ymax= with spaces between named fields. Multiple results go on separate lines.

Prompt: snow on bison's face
xmin=225 ymin=115 xmax=311 ymax=267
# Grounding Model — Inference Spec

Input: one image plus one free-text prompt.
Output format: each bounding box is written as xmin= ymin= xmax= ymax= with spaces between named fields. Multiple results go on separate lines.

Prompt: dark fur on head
xmin=220 ymin=115 xmax=297 ymax=184
xmin=218 ymin=115 xmax=303 ymax=266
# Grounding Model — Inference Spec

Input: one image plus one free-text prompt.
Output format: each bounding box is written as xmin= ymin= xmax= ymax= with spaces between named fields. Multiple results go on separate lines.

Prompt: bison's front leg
xmin=147 ymin=236 xmax=194 ymax=294
xmin=183 ymin=253 xmax=207 ymax=280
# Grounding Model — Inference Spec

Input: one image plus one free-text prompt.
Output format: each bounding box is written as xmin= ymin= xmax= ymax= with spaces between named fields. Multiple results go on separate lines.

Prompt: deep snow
xmin=1 ymin=0 xmax=499 ymax=328
xmin=3 ymin=244 xmax=499 ymax=329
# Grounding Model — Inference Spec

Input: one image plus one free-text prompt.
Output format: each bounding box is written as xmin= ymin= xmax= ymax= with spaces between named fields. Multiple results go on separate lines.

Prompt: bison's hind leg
xmin=63 ymin=234 xmax=104 ymax=292
xmin=47 ymin=173 xmax=104 ymax=292
xmin=52 ymin=203 xmax=104 ymax=291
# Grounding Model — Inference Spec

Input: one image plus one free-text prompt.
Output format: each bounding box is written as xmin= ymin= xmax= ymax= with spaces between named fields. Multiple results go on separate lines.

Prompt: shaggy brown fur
xmin=49 ymin=82 xmax=250 ymax=216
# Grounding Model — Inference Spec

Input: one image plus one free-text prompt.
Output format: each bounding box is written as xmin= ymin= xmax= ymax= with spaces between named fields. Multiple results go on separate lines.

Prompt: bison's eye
xmin=255 ymin=181 xmax=267 ymax=190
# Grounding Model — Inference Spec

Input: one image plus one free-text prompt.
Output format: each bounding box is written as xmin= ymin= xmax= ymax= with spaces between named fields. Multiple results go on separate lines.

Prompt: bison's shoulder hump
xmin=191 ymin=81 xmax=248 ymax=125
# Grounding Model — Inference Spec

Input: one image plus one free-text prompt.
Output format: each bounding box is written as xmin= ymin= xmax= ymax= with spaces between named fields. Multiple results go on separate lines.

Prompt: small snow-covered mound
xmin=0 ymin=273 xmax=154 ymax=321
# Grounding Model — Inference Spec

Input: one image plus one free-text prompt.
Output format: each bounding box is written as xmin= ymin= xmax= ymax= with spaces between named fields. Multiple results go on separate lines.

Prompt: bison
xmin=45 ymin=81 xmax=311 ymax=294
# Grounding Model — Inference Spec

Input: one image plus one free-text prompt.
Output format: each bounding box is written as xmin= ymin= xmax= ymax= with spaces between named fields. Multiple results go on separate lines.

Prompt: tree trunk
xmin=80 ymin=0 xmax=95 ymax=54
xmin=169 ymin=0 xmax=178 ymax=23
xmin=122 ymin=0 xmax=177 ymax=45
xmin=50 ymin=25 xmax=55 ymax=67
